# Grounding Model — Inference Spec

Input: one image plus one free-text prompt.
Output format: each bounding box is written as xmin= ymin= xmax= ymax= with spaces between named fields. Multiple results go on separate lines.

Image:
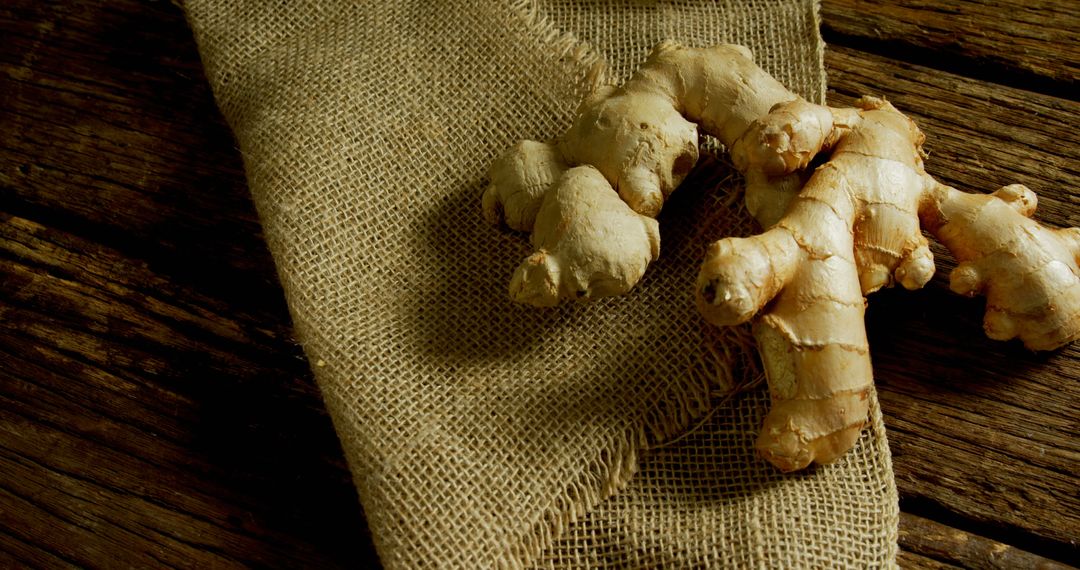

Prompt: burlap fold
xmin=185 ymin=0 xmax=899 ymax=567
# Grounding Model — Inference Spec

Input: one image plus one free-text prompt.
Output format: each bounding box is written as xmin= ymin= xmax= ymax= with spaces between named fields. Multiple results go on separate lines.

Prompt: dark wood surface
xmin=1 ymin=1 xmax=1076 ymax=568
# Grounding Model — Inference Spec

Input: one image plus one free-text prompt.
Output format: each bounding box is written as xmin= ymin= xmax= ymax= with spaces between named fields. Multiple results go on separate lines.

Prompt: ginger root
xmin=484 ymin=42 xmax=1080 ymax=471
xmin=484 ymin=43 xmax=795 ymax=305
xmin=697 ymin=94 xmax=1080 ymax=470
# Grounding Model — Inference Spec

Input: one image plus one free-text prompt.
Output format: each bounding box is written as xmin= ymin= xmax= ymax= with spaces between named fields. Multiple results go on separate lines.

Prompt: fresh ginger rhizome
xmin=483 ymin=42 xmax=1080 ymax=472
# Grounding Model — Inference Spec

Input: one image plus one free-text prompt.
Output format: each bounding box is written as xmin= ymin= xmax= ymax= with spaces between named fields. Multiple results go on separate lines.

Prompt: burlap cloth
xmin=184 ymin=1 xmax=899 ymax=567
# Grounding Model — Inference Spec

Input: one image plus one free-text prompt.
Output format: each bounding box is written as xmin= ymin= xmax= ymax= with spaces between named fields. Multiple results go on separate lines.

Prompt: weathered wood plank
xmin=821 ymin=0 xmax=1079 ymax=86
xmin=898 ymin=513 xmax=1073 ymax=569
xmin=0 ymin=1 xmax=269 ymax=288
xmin=897 ymin=550 xmax=963 ymax=570
xmin=0 ymin=1 xmax=376 ymax=567
xmin=827 ymin=45 xmax=1080 ymax=560
xmin=0 ymin=207 xmax=375 ymax=569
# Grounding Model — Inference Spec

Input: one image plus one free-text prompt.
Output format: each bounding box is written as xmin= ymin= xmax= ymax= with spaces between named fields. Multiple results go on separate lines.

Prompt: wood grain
xmin=898 ymin=513 xmax=1073 ymax=569
xmin=1 ymin=1 xmax=375 ymax=567
xmin=828 ymin=45 xmax=1080 ymax=562
xmin=821 ymin=0 xmax=1079 ymax=87
xmin=897 ymin=550 xmax=963 ymax=570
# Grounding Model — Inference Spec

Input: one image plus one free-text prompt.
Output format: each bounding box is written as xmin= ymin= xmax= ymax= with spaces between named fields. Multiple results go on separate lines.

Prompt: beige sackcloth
xmin=184 ymin=0 xmax=899 ymax=567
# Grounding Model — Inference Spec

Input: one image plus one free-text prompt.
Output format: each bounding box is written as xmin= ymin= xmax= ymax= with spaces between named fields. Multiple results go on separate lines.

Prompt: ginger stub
xmin=484 ymin=42 xmax=1080 ymax=472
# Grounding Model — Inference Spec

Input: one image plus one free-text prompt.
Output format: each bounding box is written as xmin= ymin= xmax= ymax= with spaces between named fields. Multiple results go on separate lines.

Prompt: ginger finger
xmin=923 ymin=183 xmax=1080 ymax=350
xmin=509 ymin=166 xmax=660 ymax=306
xmin=698 ymin=162 xmax=871 ymax=471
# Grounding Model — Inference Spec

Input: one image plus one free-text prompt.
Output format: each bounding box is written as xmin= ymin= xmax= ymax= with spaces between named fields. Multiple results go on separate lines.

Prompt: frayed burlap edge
xmin=496 ymin=7 xmax=731 ymax=566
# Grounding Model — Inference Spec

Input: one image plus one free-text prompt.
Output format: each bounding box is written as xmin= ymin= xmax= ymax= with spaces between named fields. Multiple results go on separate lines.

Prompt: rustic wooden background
xmin=1 ymin=1 xmax=1076 ymax=567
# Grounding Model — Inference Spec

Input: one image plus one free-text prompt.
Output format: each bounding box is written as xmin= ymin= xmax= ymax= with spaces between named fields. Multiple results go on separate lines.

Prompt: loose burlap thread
xmin=184 ymin=1 xmax=899 ymax=567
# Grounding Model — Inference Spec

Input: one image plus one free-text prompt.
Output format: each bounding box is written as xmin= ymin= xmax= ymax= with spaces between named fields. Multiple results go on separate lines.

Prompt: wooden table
xmin=2 ymin=1 xmax=1076 ymax=567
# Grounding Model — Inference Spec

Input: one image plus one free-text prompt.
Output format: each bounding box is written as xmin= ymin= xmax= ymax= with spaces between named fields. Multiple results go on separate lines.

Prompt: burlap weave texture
xmin=184 ymin=1 xmax=899 ymax=567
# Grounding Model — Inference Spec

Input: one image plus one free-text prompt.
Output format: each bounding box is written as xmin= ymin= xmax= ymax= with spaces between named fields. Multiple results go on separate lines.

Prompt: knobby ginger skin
xmin=484 ymin=42 xmax=1080 ymax=471
xmin=484 ymin=43 xmax=799 ymax=305
xmin=699 ymin=94 xmax=1080 ymax=470
xmin=509 ymin=166 xmax=660 ymax=306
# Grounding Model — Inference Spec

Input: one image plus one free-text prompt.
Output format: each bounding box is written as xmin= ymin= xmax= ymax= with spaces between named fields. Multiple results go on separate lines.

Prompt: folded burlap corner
xmin=184 ymin=1 xmax=899 ymax=567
